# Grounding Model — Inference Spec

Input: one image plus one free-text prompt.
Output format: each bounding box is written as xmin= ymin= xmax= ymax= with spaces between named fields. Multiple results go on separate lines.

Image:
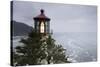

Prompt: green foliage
xmin=13 ymin=31 xmax=70 ymax=66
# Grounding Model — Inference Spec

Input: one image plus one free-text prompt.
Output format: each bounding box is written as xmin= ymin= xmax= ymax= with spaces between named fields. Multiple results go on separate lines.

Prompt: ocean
xmin=12 ymin=32 xmax=97 ymax=63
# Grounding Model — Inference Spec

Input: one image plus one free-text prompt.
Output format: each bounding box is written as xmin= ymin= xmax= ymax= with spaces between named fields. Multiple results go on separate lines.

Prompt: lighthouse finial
xmin=40 ymin=9 xmax=44 ymax=14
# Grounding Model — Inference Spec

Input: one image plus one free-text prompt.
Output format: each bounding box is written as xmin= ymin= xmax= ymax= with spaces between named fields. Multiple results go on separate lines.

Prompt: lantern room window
xmin=40 ymin=22 xmax=45 ymax=33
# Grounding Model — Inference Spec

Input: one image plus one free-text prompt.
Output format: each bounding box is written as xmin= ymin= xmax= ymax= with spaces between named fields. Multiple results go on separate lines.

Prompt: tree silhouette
xmin=13 ymin=30 xmax=70 ymax=66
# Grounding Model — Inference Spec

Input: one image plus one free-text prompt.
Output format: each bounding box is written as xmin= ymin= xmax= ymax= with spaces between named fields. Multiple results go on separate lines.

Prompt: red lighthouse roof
xmin=34 ymin=9 xmax=50 ymax=21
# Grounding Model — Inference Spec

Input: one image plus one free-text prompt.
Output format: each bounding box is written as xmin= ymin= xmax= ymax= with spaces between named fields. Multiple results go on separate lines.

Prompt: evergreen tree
xmin=13 ymin=30 xmax=70 ymax=66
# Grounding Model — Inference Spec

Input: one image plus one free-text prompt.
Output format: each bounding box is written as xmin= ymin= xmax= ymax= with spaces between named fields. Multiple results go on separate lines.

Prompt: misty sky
xmin=12 ymin=1 xmax=97 ymax=33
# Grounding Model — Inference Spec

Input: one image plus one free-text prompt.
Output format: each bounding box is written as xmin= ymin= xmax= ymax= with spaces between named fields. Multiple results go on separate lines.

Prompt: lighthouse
xmin=33 ymin=9 xmax=50 ymax=34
